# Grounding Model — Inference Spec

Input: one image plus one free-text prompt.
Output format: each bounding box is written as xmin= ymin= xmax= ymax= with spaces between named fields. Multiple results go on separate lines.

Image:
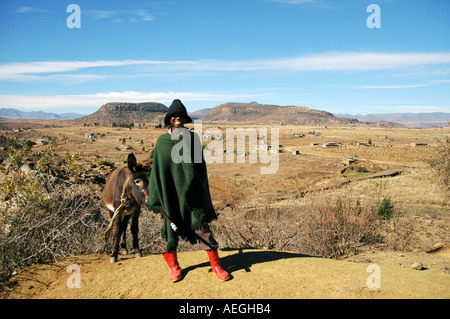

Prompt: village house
xmin=268 ymin=145 xmax=282 ymax=153
xmin=341 ymin=157 xmax=358 ymax=165
xmin=323 ymin=142 xmax=339 ymax=148
xmin=36 ymin=138 xmax=49 ymax=145
xmin=359 ymin=142 xmax=371 ymax=147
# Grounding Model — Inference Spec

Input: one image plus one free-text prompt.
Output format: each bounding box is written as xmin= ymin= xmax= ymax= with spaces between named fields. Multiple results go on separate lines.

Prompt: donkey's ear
xmin=127 ymin=153 xmax=137 ymax=172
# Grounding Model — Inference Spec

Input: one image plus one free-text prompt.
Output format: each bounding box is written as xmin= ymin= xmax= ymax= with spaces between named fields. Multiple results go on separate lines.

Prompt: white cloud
xmin=246 ymin=52 xmax=450 ymax=72
xmin=350 ymin=83 xmax=431 ymax=89
xmin=265 ymin=0 xmax=337 ymax=10
xmin=84 ymin=10 xmax=116 ymax=20
xmin=15 ymin=7 xmax=48 ymax=13
xmin=0 ymin=91 xmax=262 ymax=111
xmin=268 ymin=0 xmax=318 ymax=4
xmin=0 ymin=60 xmax=167 ymax=81
xmin=134 ymin=10 xmax=155 ymax=21
xmin=83 ymin=9 xmax=155 ymax=22
xmin=1 ymin=52 xmax=450 ymax=82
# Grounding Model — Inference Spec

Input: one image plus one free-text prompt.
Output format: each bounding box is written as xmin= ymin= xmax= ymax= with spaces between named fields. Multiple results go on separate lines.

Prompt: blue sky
xmin=0 ymin=0 xmax=449 ymax=115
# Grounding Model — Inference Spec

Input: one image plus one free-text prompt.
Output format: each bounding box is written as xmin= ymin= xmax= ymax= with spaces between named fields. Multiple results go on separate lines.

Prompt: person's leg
xmin=195 ymin=224 xmax=230 ymax=281
xmin=163 ymin=251 xmax=182 ymax=282
xmin=195 ymin=224 xmax=219 ymax=251
xmin=163 ymin=236 xmax=181 ymax=282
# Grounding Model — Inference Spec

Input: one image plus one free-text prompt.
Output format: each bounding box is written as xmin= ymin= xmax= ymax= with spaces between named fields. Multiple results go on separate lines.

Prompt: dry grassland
xmin=2 ymin=120 xmax=449 ymax=299
xmin=3 ymin=121 xmax=448 ymax=252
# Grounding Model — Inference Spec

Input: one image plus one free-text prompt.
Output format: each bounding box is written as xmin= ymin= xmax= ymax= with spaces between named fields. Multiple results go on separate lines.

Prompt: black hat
xmin=164 ymin=99 xmax=193 ymax=125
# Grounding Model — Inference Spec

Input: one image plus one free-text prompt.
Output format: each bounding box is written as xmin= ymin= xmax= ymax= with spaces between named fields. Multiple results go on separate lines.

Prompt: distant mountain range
xmin=335 ymin=112 xmax=450 ymax=128
xmin=192 ymin=107 xmax=449 ymax=127
xmin=1 ymin=105 xmax=448 ymax=128
xmin=69 ymin=102 xmax=352 ymax=126
xmin=0 ymin=108 xmax=85 ymax=120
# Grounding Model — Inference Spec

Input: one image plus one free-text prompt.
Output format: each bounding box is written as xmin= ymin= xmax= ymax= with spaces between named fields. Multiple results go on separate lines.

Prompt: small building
xmin=341 ymin=157 xmax=358 ymax=165
xmin=268 ymin=145 xmax=282 ymax=153
xmin=294 ymin=133 xmax=305 ymax=138
xmin=323 ymin=142 xmax=339 ymax=148
xmin=84 ymin=133 xmax=94 ymax=138
xmin=36 ymin=138 xmax=49 ymax=145
xmin=359 ymin=142 xmax=370 ymax=147
xmin=292 ymin=150 xmax=300 ymax=155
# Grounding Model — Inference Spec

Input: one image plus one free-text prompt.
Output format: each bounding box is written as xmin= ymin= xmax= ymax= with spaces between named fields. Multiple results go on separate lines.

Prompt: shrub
xmin=428 ymin=136 xmax=450 ymax=198
xmin=0 ymin=146 xmax=107 ymax=290
xmin=376 ymin=197 xmax=395 ymax=220
xmin=355 ymin=165 xmax=369 ymax=173
xmin=215 ymin=193 xmax=382 ymax=258
xmin=215 ymin=204 xmax=300 ymax=251
xmin=98 ymin=160 xmax=114 ymax=168
xmin=298 ymin=196 xmax=379 ymax=258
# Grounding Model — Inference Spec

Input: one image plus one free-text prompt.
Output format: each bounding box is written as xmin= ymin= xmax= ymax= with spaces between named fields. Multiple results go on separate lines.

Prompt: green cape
xmin=146 ymin=131 xmax=217 ymax=251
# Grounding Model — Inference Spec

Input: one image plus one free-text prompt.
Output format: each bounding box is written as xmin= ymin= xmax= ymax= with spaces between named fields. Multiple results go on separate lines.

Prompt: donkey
xmin=103 ymin=153 xmax=152 ymax=263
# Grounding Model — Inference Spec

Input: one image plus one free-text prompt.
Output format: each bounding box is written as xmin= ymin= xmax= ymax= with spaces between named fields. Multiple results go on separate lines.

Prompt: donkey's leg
xmin=131 ymin=210 xmax=142 ymax=258
xmin=120 ymin=214 xmax=131 ymax=255
xmin=110 ymin=215 xmax=123 ymax=263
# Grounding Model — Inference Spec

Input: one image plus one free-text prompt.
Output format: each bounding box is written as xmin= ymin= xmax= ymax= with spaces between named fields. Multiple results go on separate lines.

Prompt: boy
xmin=147 ymin=99 xmax=230 ymax=282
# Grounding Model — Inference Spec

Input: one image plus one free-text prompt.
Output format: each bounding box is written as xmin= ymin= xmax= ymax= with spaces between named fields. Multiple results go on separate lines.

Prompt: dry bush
xmin=214 ymin=190 xmax=413 ymax=258
xmin=376 ymin=215 xmax=416 ymax=251
xmin=427 ymin=136 xmax=450 ymax=199
xmin=297 ymin=195 xmax=380 ymax=258
xmin=214 ymin=203 xmax=301 ymax=251
xmin=214 ymin=194 xmax=379 ymax=257
xmin=0 ymin=147 xmax=107 ymax=290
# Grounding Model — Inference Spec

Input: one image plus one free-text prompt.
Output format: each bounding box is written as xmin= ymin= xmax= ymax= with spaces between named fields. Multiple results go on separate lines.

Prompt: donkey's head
xmin=127 ymin=153 xmax=152 ymax=205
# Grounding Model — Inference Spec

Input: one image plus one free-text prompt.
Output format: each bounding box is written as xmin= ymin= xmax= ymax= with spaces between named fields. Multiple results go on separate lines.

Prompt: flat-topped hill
xmin=201 ymin=102 xmax=357 ymax=125
xmin=72 ymin=102 xmax=168 ymax=125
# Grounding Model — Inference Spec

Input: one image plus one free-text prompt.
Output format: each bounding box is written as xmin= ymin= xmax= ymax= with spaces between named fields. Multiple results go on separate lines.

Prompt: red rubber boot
xmin=207 ymin=250 xmax=230 ymax=281
xmin=163 ymin=252 xmax=182 ymax=282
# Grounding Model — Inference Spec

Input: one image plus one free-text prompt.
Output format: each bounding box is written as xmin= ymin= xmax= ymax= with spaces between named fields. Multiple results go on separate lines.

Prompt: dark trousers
xmin=167 ymin=224 xmax=218 ymax=252
xmin=195 ymin=224 xmax=219 ymax=251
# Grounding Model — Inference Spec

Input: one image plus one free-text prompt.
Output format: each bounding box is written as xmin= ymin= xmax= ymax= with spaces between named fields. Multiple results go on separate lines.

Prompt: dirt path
xmin=5 ymin=247 xmax=450 ymax=299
